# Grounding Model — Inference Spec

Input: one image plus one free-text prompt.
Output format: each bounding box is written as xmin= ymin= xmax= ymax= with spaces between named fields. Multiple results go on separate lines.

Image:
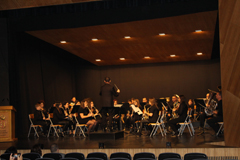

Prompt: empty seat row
xmin=0 ymin=152 xmax=208 ymax=160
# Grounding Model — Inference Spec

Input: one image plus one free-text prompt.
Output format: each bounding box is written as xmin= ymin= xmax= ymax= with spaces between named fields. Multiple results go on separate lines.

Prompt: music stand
xmin=157 ymin=99 xmax=168 ymax=109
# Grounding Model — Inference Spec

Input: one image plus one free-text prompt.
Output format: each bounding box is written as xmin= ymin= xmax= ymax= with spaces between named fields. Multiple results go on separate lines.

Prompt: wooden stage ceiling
xmin=27 ymin=10 xmax=218 ymax=66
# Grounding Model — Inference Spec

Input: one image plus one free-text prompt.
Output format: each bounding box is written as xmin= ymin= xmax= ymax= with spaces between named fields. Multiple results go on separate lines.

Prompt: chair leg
xmin=187 ymin=124 xmax=192 ymax=136
xmin=33 ymin=126 xmax=39 ymax=138
xmin=47 ymin=127 xmax=52 ymax=137
xmin=216 ymin=123 xmax=224 ymax=136
xmin=28 ymin=126 xmax=32 ymax=137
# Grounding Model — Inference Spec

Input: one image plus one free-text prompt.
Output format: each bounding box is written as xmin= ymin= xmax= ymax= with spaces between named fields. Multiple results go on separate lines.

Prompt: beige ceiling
xmin=0 ymin=0 xmax=100 ymax=10
xmin=27 ymin=10 xmax=218 ymax=66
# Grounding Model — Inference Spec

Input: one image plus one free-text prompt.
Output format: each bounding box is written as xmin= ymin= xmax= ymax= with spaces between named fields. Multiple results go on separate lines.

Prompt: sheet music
xmin=114 ymin=104 xmax=123 ymax=108
xmin=131 ymin=104 xmax=143 ymax=115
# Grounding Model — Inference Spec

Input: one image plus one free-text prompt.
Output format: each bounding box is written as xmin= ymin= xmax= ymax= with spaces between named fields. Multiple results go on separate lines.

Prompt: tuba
xmin=204 ymin=90 xmax=218 ymax=116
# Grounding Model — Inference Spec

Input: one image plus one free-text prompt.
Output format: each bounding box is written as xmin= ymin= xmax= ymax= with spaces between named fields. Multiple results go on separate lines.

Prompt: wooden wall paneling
xmin=219 ymin=0 xmax=240 ymax=147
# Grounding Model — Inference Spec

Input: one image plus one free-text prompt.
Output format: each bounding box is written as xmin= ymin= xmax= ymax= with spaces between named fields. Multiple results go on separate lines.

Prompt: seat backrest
xmin=87 ymin=152 xmax=108 ymax=160
xmin=133 ymin=152 xmax=155 ymax=160
xmin=86 ymin=158 xmax=104 ymax=160
xmin=29 ymin=114 xmax=35 ymax=125
xmin=36 ymin=158 xmax=55 ymax=160
xmin=110 ymin=158 xmax=130 ymax=160
xmin=184 ymin=153 xmax=207 ymax=160
xmin=134 ymin=158 xmax=155 ymax=160
xmin=60 ymin=158 xmax=78 ymax=160
xmin=73 ymin=113 xmax=80 ymax=124
xmin=158 ymin=153 xmax=181 ymax=160
xmin=43 ymin=153 xmax=64 ymax=160
xmin=110 ymin=152 xmax=131 ymax=160
xmin=0 ymin=153 xmax=11 ymax=160
xmin=23 ymin=153 xmax=41 ymax=160
xmin=65 ymin=152 xmax=85 ymax=160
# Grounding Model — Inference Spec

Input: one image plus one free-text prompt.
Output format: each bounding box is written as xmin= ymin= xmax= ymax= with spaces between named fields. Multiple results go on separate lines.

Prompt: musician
xmin=187 ymin=99 xmax=195 ymax=117
xmin=70 ymin=97 xmax=77 ymax=107
xmin=52 ymin=103 xmax=70 ymax=136
xmin=63 ymin=101 xmax=76 ymax=135
xmin=100 ymin=77 xmax=120 ymax=132
xmin=129 ymin=99 xmax=143 ymax=133
xmin=38 ymin=100 xmax=48 ymax=118
xmin=90 ymin=101 xmax=102 ymax=131
xmin=199 ymin=93 xmax=212 ymax=133
xmin=138 ymin=98 xmax=159 ymax=136
xmin=78 ymin=99 xmax=97 ymax=135
xmin=120 ymin=99 xmax=132 ymax=129
xmin=34 ymin=103 xmax=50 ymax=136
xmin=206 ymin=91 xmax=223 ymax=136
xmin=168 ymin=95 xmax=188 ymax=137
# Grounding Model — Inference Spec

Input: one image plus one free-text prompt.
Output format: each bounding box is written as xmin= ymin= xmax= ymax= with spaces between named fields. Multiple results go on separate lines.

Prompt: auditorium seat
xmin=23 ymin=152 xmax=41 ymax=160
xmin=43 ymin=153 xmax=64 ymax=160
xmin=158 ymin=153 xmax=181 ymax=160
xmin=60 ymin=158 xmax=78 ymax=160
xmin=110 ymin=152 xmax=131 ymax=160
xmin=1 ymin=153 xmax=11 ymax=160
xmin=133 ymin=152 xmax=156 ymax=160
xmin=85 ymin=158 xmax=104 ymax=160
xmin=110 ymin=158 xmax=130 ymax=160
xmin=36 ymin=158 xmax=55 ymax=160
xmin=87 ymin=152 xmax=108 ymax=160
xmin=184 ymin=153 xmax=207 ymax=160
xmin=65 ymin=152 xmax=85 ymax=160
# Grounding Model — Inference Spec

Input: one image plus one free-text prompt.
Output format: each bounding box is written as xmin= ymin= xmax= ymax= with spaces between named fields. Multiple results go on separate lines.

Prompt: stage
xmin=1 ymin=127 xmax=239 ymax=160
xmin=0 ymin=127 xmax=226 ymax=150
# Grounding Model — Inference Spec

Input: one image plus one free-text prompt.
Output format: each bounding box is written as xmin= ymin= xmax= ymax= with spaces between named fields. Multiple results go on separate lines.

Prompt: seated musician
xmin=138 ymin=98 xmax=159 ymax=136
xmin=168 ymin=95 xmax=188 ymax=137
xmin=38 ymin=100 xmax=48 ymax=119
xmin=34 ymin=103 xmax=50 ymax=136
xmin=119 ymin=99 xmax=132 ymax=130
xmin=90 ymin=101 xmax=102 ymax=131
xmin=52 ymin=103 xmax=70 ymax=136
xmin=63 ymin=101 xmax=76 ymax=135
xmin=206 ymin=91 xmax=223 ymax=136
xmin=78 ymin=99 xmax=97 ymax=135
xmin=187 ymin=99 xmax=195 ymax=118
xmin=129 ymin=99 xmax=143 ymax=133
xmin=199 ymin=93 xmax=212 ymax=133
xmin=69 ymin=97 xmax=77 ymax=108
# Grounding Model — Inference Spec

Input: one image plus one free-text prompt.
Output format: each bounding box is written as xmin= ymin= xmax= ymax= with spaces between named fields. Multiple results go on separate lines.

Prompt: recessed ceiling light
xmin=95 ymin=59 xmax=101 ymax=61
xmin=170 ymin=55 xmax=176 ymax=57
xmin=144 ymin=56 xmax=150 ymax=59
xmin=159 ymin=33 xmax=166 ymax=36
xmin=60 ymin=41 xmax=67 ymax=43
xmin=92 ymin=38 xmax=98 ymax=41
xmin=120 ymin=58 xmax=125 ymax=60
xmin=197 ymin=52 xmax=203 ymax=55
xmin=124 ymin=36 xmax=131 ymax=39
xmin=195 ymin=30 xmax=202 ymax=32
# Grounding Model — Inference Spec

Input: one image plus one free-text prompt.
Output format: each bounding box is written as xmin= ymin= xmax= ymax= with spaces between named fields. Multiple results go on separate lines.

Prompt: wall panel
xmin=219 ymin=0 xmax=240 ymax=147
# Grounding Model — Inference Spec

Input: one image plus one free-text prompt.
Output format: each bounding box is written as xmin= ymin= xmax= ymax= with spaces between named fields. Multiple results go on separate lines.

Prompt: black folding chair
xmin=110 ymin=152 xmax=131 ymax=160
xmin=158 ymin=153 xmax=181 ymax=160
xmin=87 ymin=152 xmax=108 ymax=160
xmin=133 ymin=152 xmax=155 ymax=160
xmin=184 ymin=153 xmax=207 ymax=160
xmin=65 ymin=153 xmax=85 ymax=160
xmin=23 ymin=153 xmax=41 ymax=160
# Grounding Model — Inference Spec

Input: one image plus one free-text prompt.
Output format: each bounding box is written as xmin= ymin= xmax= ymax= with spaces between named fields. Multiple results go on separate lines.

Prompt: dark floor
xmin=0 ymin=126 xmax=226 ymax=150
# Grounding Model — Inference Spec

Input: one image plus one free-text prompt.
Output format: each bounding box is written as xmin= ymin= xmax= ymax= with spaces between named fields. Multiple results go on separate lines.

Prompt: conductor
xmin=100 ymin=77 xmax=120 ymax=132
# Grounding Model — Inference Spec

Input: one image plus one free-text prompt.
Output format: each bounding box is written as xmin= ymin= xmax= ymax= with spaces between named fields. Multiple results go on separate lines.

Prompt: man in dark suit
xmin=100 ymin=77 xmax=120 ymax=131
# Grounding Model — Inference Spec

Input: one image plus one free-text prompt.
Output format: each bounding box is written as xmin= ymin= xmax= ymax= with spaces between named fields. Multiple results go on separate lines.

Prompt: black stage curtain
xmin=8 ymin=32 xmax=82 ymax=137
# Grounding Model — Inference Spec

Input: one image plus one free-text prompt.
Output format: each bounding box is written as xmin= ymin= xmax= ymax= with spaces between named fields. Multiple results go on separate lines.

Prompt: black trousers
xmin=207 ymin=116 xmax=223 ymax=133
xmin=58 ymin=120 xmax=70 ymax=132
xmin=35 ymin=120 xmax=50 ymax=134
xmin=199 ymin=112 xmax=212 ymax=128
xmin=168 ymin=117 xmax=185 ymax=133
xmin=101 ymin=107 xmax=115 ymax=128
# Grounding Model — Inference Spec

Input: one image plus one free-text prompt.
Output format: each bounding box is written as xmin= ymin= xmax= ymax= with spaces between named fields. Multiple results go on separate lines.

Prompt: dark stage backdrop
xmin=77 ymin=59 xmax=221 ymax=107
xmin=0 ymin=18 xmax=9 ymax=106
xmin=7 ymin=32 xmax=221 ymax=137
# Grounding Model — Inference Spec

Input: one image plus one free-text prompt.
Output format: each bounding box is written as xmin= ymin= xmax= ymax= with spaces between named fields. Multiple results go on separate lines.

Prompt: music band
xmin=32 ymin=77 xmax=223 ymax=138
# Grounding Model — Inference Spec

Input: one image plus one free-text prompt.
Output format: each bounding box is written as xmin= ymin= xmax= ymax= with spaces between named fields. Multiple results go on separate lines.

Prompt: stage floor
xmin=0 ymin=127 xmax=226 ymax=150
